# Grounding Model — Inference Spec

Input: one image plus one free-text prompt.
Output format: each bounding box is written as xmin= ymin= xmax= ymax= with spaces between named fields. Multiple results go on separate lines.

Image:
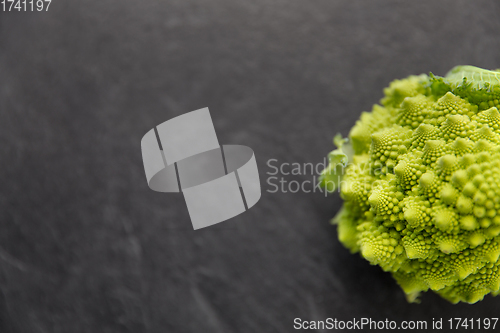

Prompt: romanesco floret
xmin=321 ymin=65 xmax=500 ymax=304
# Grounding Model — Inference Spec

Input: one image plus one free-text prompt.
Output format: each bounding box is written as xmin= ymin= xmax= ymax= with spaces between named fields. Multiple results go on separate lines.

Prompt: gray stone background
xmin=1 ymin=0 xmax=500 ymax=332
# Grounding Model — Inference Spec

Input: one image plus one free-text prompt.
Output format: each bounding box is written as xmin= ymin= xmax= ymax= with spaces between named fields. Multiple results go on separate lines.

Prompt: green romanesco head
xmin=321 ymin=65 xmax=500 ymax=304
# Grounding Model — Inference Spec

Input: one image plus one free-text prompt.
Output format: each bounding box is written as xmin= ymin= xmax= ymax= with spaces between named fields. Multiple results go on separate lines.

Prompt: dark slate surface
xmin=1 ymin=1 xmax=500 ymax=332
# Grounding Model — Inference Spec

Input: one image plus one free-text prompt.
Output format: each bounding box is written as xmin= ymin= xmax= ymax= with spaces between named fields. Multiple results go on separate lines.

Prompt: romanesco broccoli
xmin=321 ymin=65 xmax=500 ymax=304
